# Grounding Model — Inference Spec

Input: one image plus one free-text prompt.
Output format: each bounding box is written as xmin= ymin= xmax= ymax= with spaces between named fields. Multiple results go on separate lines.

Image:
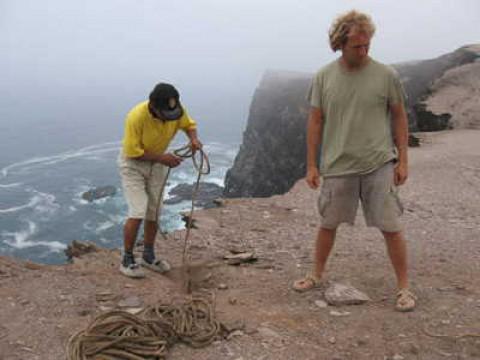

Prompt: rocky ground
xmin=1 ymin=129 xmax=479 ymax=360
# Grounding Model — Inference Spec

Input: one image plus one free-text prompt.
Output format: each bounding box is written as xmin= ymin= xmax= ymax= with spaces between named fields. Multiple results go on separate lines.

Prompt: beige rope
xmin=423 ymin=325 xmax=480 ymax=339
xmin=67 ymin=296 xmax=222 ymax=359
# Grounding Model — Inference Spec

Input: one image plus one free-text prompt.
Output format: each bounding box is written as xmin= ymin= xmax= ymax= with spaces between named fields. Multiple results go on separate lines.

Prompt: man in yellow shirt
xmin=118 ymin=83 xmax=202 ymax=278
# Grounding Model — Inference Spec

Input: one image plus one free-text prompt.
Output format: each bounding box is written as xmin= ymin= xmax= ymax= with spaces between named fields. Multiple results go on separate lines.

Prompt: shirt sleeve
xmin=178 ymin=107 xmax=197 ymax=132
xmin=387 ymin=68 xmax=406 ymax=106
xmin=306 ymin=72 xmax=323 ymax=109
xmin=122 ymin=113 xmax=145 ymax=158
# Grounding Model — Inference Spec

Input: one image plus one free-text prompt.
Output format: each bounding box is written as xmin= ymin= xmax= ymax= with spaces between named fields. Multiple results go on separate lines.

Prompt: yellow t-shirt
xmin=121 ymin=101 xmax=197 ymax=158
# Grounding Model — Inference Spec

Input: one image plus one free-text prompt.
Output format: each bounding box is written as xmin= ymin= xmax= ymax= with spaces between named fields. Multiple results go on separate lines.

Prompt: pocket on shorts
xmin=387 ymin=187 xmax=404 ymax=215
xmin=317 ymin=187 xmax=331 ymax=217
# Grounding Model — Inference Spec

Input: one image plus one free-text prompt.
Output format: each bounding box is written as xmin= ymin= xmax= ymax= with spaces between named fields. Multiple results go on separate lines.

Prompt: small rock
xmin=315 ymin=300 xmax=328 ymax=308
xmin=325 ymin=283 xmax=370 ymax=306
xmin=218 ymin=283 xmax=229 ymax=290
xmin=118 ymin=296 xmax=142 ymax=308
xmin=329 ymin=310 xmax=351 ymax=317
xmin=392 ymin=354 xmax=404 ymax=360
xmin=65 ymin=240 xmax=99 ymax=260
xmin=258 ymin=327 xmax=281 ymax=339
xmin=441 ymin=319 xmax=451 ymax=325
xmin=224 ymin=252 xmax=257 ymax=265
xmin=228 ymin=297 xmax=237 ymax=305
xmin=227 ymin=330 xmax=244 ymax=340
xmin=19 ymin=299 xmax=30 ymax=306
xmin=77 ymin=309 xmax=91 ymax=317
xmin=213 ymin=198 xmax=225 ymax=207
xmin=328 ymin=336 xmax=337 ymax=344
xmin=356 ymin=339 xmax=368 ymax=346
xmin=124 ymin=307 xmax=143 ymax=315
xmin=244 ymin=325 xmax=258 ymax=335
xmin=408 ymin=344 xmax=419 ymax=355
xmin=223 ymin=320 xmax=245 ymax=333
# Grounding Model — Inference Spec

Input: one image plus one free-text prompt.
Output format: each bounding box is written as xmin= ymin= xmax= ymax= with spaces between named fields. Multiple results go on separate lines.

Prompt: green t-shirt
xmin=307 ymin=58 xmax=405 ymax=177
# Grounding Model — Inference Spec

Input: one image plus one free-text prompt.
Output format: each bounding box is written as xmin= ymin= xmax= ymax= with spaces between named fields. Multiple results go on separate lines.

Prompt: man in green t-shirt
xmin=293 ymin=10 xmax=416 ymax=312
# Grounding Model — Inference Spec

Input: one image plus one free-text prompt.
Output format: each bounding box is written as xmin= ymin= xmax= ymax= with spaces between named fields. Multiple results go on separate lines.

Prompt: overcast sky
xmin=0 ymin=0 xmax=479 ymax=152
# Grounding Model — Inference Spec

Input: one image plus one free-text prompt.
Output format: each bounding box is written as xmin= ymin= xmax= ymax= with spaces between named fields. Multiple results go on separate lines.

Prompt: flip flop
xmin=395 ymin=288 xmax=417 ymax=312
xmin=292 ymin=274 xmax=323 ymax=292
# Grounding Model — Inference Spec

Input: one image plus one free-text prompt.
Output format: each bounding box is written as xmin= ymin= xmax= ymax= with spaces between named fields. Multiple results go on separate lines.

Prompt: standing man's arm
xmin=306 ymin=107 xmax=323 ymax=189
xmin=390 ymin=103 xmax=409 ymax=186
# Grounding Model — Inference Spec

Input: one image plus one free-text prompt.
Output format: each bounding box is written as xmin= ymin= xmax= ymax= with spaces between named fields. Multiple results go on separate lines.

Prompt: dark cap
xmin=149 ymin=83 xmax=184 ymax=121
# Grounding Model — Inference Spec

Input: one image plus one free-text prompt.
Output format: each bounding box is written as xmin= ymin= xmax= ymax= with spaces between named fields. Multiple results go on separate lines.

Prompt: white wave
xmin=205 ymin=176 xmax=225 ymax=187
xmin=1 ymin=221 xmax=66 ymax=252
xmin=0 ymin=182 xmax=22 ymax=188
xmin=0 ymin=193 xmax=42 ymax=214
xmin=107 ymin=214 xmax=125 ymax=224
xmin=95 ymin=221 xmax=114 ymax=233
xmin=1 ymin=141 xmax=121 ymax=178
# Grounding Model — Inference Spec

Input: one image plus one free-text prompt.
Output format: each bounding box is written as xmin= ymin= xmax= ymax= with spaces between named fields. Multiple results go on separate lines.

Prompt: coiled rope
xmin=66 ymin=296 xmax=222 ymax=359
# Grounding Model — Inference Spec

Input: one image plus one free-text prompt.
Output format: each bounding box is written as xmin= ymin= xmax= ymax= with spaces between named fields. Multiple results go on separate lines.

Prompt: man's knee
xmin=382 ymin=230 xmax=404 ymax=241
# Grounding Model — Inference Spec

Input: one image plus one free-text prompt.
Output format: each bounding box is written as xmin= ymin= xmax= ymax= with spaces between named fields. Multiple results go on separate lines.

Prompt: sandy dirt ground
xmin=1 ymin=129 xmax=479 ymax=360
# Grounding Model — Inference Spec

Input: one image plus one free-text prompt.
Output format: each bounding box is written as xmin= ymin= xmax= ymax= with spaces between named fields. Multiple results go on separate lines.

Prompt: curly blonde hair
xmin=328 ymin=10 xmax=376 ymax=52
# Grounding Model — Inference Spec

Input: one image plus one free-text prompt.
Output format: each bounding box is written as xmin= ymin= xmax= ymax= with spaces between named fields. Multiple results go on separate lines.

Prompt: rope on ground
xmin=66 ymin=295 xmax=222 ymax=360
xmin=423 ymin=324 xmax=480 ymax=339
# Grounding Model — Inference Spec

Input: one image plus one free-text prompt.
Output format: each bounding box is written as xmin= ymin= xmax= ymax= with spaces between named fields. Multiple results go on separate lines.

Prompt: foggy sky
xmin=0 ymin=0 xmax=479 ymax=158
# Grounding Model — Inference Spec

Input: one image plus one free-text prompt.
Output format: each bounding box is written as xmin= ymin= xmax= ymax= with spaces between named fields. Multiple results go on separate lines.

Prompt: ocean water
xmin=0 ymin=139 xmax=238 ymax=264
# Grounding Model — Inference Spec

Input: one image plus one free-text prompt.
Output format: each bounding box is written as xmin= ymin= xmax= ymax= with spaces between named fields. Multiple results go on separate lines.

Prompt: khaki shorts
xmin=118 ymin=155 xmax=168 ymax=221
xmin=318 ymin=161 xmax=403 ymax=232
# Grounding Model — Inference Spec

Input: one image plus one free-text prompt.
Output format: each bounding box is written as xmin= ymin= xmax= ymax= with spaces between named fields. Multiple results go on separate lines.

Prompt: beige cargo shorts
xmin=318 ymin=161 xmax=404 ymax=232
xmin=118 ymin=155 xmax=168 ymax=221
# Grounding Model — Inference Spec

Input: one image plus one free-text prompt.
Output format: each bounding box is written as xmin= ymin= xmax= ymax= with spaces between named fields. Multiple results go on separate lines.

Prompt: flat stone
xmin=258 ymin=327 xmax=281 ymax=339
xmin=315 ymin=300 xmax=328 ymax=308
xmin=224 ymin=252 xmax=257 ymax=265
xmin=325 ymin=283 xmax=370 ymax=306
xmin=227 ymin=330 xmax=244 ymax=340
xmin=329 ymin=310 xmax=351 ymax=317
xmin=223 ymin=319 xmax=245 ymax=333
xmin=118 ymin=296 xmax=142 ymax=308
xmin=218 ymin=283 xmax=229 ymax=290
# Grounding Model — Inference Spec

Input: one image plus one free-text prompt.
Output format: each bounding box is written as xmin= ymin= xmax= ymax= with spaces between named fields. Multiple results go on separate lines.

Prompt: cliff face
xmin=224 ymin=71 xmax=311 ymax=198
xmin=224 ymin=45 xmax=480 ymax=198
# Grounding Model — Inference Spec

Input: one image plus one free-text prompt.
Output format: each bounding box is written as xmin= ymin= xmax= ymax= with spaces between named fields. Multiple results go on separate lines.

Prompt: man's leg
xmin=120 ymin=218 xmax=145 ymax=277
xmin=314 ymin=227 xmax=337 ymax=278
xmin=382 ymin=230 xmax=408 ymax=289
xmin=143 ymin=219 xmax=158 ymax=263
xmin=293 ymin=227 xmax=336 ymax=290
xmin=124 ymin=218 xmax=142 ymax=253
